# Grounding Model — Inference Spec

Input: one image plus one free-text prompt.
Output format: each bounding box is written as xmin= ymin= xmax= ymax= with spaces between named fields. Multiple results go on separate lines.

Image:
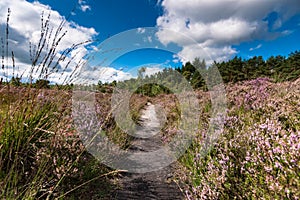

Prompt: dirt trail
xmin=110 ymin=103 xmax=185 ymax=199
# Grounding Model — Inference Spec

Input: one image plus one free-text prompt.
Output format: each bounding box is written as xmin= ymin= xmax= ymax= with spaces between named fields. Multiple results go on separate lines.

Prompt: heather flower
xmin=179 ymin=77 xmax=300 ymax=199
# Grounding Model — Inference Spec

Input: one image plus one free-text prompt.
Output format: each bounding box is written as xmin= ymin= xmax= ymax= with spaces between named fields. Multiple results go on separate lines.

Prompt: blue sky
xmin=32 ymin=0 xmax=162 ymax=37
xmin=0 ymin=0 xmax=300 ymax=83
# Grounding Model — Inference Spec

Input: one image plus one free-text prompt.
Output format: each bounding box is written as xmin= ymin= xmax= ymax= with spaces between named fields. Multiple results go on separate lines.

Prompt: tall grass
xmin=0 ymin=90 xmax=58 ymax=198
xmin=0 ymin=8 xmax=128 ymax=199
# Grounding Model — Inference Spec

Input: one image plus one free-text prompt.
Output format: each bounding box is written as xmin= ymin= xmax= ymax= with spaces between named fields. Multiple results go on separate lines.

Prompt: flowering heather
xmin=227 ymin=77 xmax=272 ymax=110
xmin=158 ymin=77 xmax=300 ymax=199
xmin=1 ymin=75 xmax=299 ymax=199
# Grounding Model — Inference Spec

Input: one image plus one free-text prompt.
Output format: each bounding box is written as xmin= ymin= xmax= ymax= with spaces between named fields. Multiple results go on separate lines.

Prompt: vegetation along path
xmin=111 ymin=102 xmax=184 ymax=199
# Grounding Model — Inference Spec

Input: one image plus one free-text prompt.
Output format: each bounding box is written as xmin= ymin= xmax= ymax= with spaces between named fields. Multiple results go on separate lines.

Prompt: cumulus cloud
xmin=0 ymin=0 xmax=97 ymax=83
xmin=156 ymin=0 xmax=300 ymax=64
xmin=77 ymin=66 xmax=133 ymax=84
xmin=144 ymin=66 xmax=163 ymax=77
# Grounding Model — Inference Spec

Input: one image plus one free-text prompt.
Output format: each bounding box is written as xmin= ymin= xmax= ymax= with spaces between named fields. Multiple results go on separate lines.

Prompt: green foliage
xmin=135 ymin=83 xmax=171 ymax=97
xmin=0 ymin=95 xmax=57 ymax=198
xmin=10 ymin=76 xmax=21 ymax=86
xmin=172 ymin=51 xmax=300 ymax=90
xmin=35 ymin=79 xmax=50 ymax=89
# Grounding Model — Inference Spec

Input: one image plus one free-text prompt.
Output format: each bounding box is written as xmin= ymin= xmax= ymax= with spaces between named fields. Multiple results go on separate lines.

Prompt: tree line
xmin=131 ymin=50 xmax=300 ymax=96
xmin=179 ymin=50 xmax=300 ymax=88
xmin=6 ymin=50 xmax=299 ymax=94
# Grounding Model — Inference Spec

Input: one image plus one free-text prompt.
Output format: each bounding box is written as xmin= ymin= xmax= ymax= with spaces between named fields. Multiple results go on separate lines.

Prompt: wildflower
xmin=274 ymin=162 xmax=283 ymax=170
xmin=264 ymin=166 xmax=272 ymax=173
xmin=245 ymin=156 xmax=251 ymax=161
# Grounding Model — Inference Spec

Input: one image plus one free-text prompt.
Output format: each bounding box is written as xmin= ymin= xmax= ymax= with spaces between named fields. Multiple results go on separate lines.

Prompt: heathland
xmin=0 ymin=10 xmax=299 ymax=200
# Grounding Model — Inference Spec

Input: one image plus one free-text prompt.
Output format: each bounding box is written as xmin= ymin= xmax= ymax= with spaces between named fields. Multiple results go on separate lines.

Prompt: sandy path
xmin=111 ymin=103 xmax=184 ymax=199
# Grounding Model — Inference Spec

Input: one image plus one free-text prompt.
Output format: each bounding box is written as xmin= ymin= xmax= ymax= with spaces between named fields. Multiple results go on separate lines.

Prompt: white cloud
xmin=178 ymin=44 xmax=237 ymax=65
xmin=144 ymin=66 xmax=163 ymax=77
xmin=90 ymin=45 xmax=99 ymax=52
xmin=0 ymin=0 xmax=97 ymax=84
xmin=156 ymin=0 xmax=300 ymax=64
xmin=80 ymin=5 xmax=91 ymax=12
xmin=143 ymin=36 xmax=153 ymax=43
xmin=282 ymin=30 xmax=293 ymax=36
xmin=156 ymin=0 xmax=163 ymax=6
xmin=172 ymin=55 xmax=180 ymax=63
xmin=249 ymin=44 xmax=262 ymax=51
xmin=137 ymin=27 xmax=146 ymax=34
xmin=78 ymin=0 xmax=91 ymax=12
xmin=77 ymin=67 xmax=133 ymax=84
